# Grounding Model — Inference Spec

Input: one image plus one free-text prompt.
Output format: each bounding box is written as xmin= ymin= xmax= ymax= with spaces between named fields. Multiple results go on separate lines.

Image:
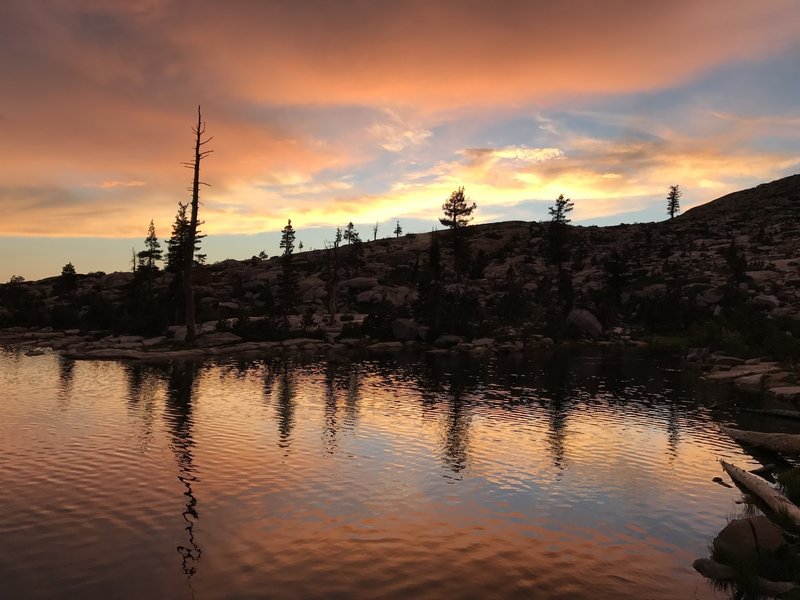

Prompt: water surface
xmin=0 ymin=348 xmax=765 ymax=599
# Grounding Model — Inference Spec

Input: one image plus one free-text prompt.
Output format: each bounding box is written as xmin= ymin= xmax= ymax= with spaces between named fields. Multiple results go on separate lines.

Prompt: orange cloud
xmin=0 ymin=1 xmax=799 ymax=241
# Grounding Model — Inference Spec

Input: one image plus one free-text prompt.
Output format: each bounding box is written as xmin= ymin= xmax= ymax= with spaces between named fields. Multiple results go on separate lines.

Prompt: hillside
xmin=2 ymin=174 xmax=800 ymax=359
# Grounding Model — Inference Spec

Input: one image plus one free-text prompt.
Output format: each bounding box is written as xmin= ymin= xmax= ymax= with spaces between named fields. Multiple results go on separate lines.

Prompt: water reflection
xmin=274 ymin=362 xmax=296 ymax=452
xmin=57 ymin=355 xmax=75 ymax=407
xmin=541 ymin=354 xmax=571 ymax=472
xmin=323 ymin=363 xmax=340 ymax=455
xmin=1 ymin=347 xmax=761 ymax=600
xmin=414 ymin=358 xmax=475 ymax=477
xmin=124 ymin=363 xmax=158 ymax=449
xmin=164 ymin=362 xmax=202 ymax=581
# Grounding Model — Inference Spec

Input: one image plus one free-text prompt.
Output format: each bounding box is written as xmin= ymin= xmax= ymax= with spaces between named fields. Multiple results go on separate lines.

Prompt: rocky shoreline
xmin=4 ymin=318 xmax=799 ymax=407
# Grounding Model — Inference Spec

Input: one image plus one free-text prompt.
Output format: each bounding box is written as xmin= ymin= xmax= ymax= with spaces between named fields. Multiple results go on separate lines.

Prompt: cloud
xmin=366 ymin=108 xmax=433 ymax=153
xmin=0 ymin=0 xmax=799 ymax=243
xmin=88 ymin=180 xmax=147 ymax=189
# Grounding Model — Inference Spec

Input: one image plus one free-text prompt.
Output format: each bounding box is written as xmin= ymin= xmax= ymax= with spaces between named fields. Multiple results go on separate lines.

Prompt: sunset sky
xmin=2 ymin=0 xmax=799 ymax=280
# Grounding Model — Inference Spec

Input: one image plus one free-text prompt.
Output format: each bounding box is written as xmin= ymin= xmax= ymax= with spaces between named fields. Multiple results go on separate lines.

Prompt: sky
xmin=1 ymin=0 xmax=800 ymax=281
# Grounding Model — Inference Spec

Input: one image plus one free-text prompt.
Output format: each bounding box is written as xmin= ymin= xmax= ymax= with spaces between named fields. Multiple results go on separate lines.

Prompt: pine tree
xmin=440 ymin=187 xmax=476 ymax=231
xmin=137 ymin=219 xmax=163 ymax=271
xmin=667 ymin=185 xmax=681 ymax=219
xmin=344 ymin=222 xmax=356 ymax=244
xmin=166 ymin=203 xmax=205 ymax=273
xmin=277 ymin=219 xmax=299 ymax=323
xmin=440 ymin=187 xmax=476 ymax=278
xmin=547 ymin=194 xmax=574 ymax=268
xmin=394 ymin=221 xmax=402 ymax=238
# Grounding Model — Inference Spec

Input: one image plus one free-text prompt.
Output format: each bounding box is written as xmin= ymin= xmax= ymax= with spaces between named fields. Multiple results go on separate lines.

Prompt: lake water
xmin=0 ymin=347 xmax=767 ymax=599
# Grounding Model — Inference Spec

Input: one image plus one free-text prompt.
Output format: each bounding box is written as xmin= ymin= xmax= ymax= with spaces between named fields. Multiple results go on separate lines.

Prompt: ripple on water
xmin=0 ymin=349 xmax=761 ymax=599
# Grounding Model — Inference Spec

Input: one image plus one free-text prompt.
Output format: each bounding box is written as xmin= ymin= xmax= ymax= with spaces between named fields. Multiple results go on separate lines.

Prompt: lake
xmin=0 ymin=347 xmax=763 ymax=599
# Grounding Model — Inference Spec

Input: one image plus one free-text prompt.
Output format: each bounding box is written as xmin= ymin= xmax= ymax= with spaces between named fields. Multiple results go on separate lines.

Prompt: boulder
xmin=392 ymin=318 xmax=420 ymax=342
xmin=194 ymin=332 xmax=243 ymax=348
xmin=217 ymin=302 xmax=241 ymax=317
xmin=142 ymin=336 xmax=167 ymax=348
xmin=451 ymin=343 xmax=474 ymax=353
xmin=298 ymin=277 xmax=326 ymax=302
xmin=434 ymin=334 xmax=462 ymax=348
xmin=713 ymin=516 xmax=784 ymax=566
xmin=770 ymin=386 xmax=800 ymax=400
xmin=565 ymin=308 xmax=602 ymax=338
xmin=366 ymin=341 xmax=403 ymax=353
xmin=713 ymin=355 xmax=745 ymax=367
xmin=340 ymin=277 xmax=379 ymax=291
xmin=755 ymin=294 xmax=780 ymax=309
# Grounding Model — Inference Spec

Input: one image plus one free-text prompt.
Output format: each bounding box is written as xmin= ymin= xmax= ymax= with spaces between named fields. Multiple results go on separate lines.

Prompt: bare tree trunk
xmin=721 ymin=460 xmax=800 ymax=528
xmin=721 ymin=425 xmax=800 ymax=455
xmin=182 ymin=106 xmax=213 ymax=344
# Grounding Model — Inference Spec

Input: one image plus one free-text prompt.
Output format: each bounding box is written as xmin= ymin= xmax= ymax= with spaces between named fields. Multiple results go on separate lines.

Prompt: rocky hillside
xmin=2 ymin=174 xmax=800 ymax=358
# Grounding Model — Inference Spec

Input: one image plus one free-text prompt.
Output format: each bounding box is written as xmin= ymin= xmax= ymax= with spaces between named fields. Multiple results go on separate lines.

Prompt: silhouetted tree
xmin=415 ymin=229 xmax=444 ymax=330
xmin=166 ymin=202 xmax=206 ymax=273
xmin=666 ymin=184 xmax=681 ymax=219
xmin=547 ymin=194 xmax=573 ymax=268
xmin=54 ymin=261 xmax=77 ymax=297
xmin=724 ymin=239 xmax=748 ymax=284
xmin=322 ymin=228 xmax=343 ymax=319
xmin=372 ymin=221 xmax=379 ymax=241
xmin=61 ymin=261 xmax=76 ymax=278
xmin=440 ymin=187 xmax=476 ymax=277
xmin=180 ymin=106 xmax=213 ymax=343
xmin=137 ymin=219 xmax=163 ymax=271
xmin=277 ymin=219 xmax=299 ymax=323
xmin=394 ymin=220 xmax=402 ymax=238
xmin=440 ymin=187 xmax=476 ymax=231
xmin=344 ymin=222 xmax=357 ymax=245
xmin=348 ymin=233 xmax=365 ymax=276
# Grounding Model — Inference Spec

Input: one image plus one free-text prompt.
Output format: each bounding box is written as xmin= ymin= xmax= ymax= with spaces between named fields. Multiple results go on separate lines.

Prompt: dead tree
xmin=181 ymin=106 xmax=213 ymax=343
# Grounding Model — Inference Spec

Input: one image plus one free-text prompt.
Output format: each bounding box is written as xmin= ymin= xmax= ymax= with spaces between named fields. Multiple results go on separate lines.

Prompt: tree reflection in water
xmin=163 ymin=361 xmax=202 ymax=583
xmin=275 ymin=361 xmax=296 ymax=452
xmin=322 ymin=363 xmax=340 ymax=455
xmin=415 ymin=358 xmax=475 ymax=479
xmin=57 ymin=355 xmax=75 ymax=408
xmin=124 ymin=363 xmax=158 ymax=450
xmin=541 ymin=353 xmax=571 ymax=473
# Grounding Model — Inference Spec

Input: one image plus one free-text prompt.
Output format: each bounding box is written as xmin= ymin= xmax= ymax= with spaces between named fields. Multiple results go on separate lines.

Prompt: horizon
xmin=2 ymin=1 xmax=800 ymax=280
xmin=0 ymin=174 xmax=794 ymax=282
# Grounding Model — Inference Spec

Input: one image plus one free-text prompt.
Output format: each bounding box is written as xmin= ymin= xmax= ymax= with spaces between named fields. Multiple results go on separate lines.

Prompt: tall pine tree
xmin=440 ymin=187 xmax=476 ymax=278
xmin=666 ymin=185 xmax=681 ymax=219
xmin=137 ymin=219 xmax=163 ymax=271
xmin=166 ymin=203 xmax=205 ymax=273
xmin=277 ymin=219 xmax=299 ymax=323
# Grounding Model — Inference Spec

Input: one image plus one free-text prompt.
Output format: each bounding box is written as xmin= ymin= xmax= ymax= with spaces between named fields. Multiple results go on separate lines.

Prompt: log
xmin=692 ymin=558 xmax=797 ymax=597
xmin=743 ymin=408 xmax=800 ymax=420
xmin=721 ymin=426 xmax=800 ymax=455
xmin=720 ymin=460 xmax=800 ymax=529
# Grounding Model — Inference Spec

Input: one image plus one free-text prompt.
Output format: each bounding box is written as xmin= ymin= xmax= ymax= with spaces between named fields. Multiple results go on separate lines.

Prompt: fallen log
xmin=692 ymin=558 xmax=797 ymax=597
xmin=743 ymin=408 xmax=800 ymax=420
xmin=721 ymin=426 xmax=800 ymax=455
xmin=720 ymin=460 xmax=800 ymax=530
